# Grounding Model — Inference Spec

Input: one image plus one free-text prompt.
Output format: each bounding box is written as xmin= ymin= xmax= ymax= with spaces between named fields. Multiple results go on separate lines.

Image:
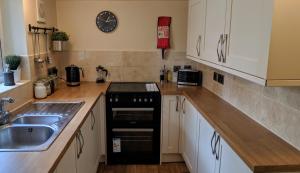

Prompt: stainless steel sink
xmin=0 ymin=101 xmax=84 ymax=152
xmin=0 ymin=125 xmax=56 ymax=151
xmin=11 ymin=115 xmax=63 ymax=125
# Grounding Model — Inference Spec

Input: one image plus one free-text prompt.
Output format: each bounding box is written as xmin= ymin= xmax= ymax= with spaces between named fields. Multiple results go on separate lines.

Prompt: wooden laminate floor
xmin=97 ymin=163 xmax=189 ymax=173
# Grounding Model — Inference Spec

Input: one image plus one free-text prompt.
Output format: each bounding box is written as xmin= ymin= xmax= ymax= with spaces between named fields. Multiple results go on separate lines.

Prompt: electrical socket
xmin=213 ymin=72 xmax=218 ymax=81
xmin=218 ymin=74 xmax=224 ymax=85
xmin=213 ymin=72 xmax=225 ymax=85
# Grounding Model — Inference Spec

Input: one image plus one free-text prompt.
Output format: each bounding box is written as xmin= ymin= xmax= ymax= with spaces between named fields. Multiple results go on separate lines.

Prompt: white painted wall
xmin=0 ymin=0 xmax=28 ymax=55
xmin=56 ymin=0 xmax=188 ymax=51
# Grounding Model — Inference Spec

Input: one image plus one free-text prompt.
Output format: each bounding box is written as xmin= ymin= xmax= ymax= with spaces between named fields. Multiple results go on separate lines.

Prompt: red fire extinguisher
xmin=157 ymin=17 xmax=171 ymax=59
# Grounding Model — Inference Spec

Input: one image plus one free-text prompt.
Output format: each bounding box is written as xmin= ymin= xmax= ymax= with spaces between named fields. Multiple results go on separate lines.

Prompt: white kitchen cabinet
xmin=186 ymin=0 xmax=205 ymax=60
xmin=187 ymin=0 xmax=300 ymax=86
xmin=90 ymin=108 xmax=100 ymax=171
xmin=97 ymin=95 xmax=106 ymax=160
xmin=76 ymin=113 xmax=94 ymax=173
xmin=223 ymin=0 xmax=273 ymax=79
xmin=162 ymin=95 xmax=181 ymax=154
xmin=54 ymin=97 xmax=104 ymax=173
xmin=202 ymin=0 xmax=227 ymax=65
xmin=54 ymin=140 xmax=77 ymax=173
xmin=197 ymin=115 xmax=218 ymax=173
xmin=217 ymin=138 xmax=252 ymax=173
xmin=181 ymin=98 xmax=200 ymax=173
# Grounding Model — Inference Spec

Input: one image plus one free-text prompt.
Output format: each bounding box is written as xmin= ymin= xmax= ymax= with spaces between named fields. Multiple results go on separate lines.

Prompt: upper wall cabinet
xmin=202 ymin=0 xmax=227 ymax=65
xmin=187 ymin=0 xmax=300 ymax=86
xmin=186 ymin=0 xmax=206 ymax=59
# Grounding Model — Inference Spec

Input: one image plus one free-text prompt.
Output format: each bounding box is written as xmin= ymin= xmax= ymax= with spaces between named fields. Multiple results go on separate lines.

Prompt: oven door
xmin=108 ymin=128 xmax=160 ymax=164
xmin=110 ymin=108 xmax=158 ymax=127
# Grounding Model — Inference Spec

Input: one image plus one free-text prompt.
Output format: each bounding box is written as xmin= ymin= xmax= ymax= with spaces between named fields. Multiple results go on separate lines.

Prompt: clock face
xmin=96 ymin=11 xmax=118 ymax=33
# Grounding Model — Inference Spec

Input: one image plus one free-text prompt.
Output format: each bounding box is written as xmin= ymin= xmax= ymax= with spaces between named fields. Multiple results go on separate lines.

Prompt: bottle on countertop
xmin=160 ymin=69 xmax=165 ymax=83
xmin=167 ymin=70 xmax=172 ymax=83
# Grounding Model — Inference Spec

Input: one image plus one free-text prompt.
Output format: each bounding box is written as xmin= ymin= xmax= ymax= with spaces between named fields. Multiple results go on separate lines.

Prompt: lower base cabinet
xmin=181 ymin=98 xmax=200 ymax=173
xmin=55 ymin=97 xmax=104 ymax=173
xmin=197 ymin=115 xmax=217 ymax=173
xmin=218 ymin=138 xmax=252 ymax=173
xmin=54 ymin=140 xmax=77 ymax=173
xmin=179 ymin=96 xmax=253 ymax=173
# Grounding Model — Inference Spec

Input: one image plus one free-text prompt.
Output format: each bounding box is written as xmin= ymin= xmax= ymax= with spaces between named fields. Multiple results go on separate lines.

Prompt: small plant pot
xmin=52 ymin=41 xmax=67 ymax=52
xmin=12 ymin=67 xmax=21 ymax=82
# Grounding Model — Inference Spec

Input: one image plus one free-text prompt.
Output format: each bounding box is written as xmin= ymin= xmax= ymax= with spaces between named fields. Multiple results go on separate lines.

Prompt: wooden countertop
xmin=2 ymin=82 xmax=300 ymax=173
xmin=158 ymin=83 xmax=300 ymax=173
xmin=0 ymin=82 xmax=109 ymax=173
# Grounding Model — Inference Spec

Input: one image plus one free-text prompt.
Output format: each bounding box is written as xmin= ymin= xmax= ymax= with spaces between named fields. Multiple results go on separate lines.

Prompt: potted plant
xmin=51 ymin=31 xmax=69 ymax=51
xmin=5 ymin=55 xmax=21 ymax=82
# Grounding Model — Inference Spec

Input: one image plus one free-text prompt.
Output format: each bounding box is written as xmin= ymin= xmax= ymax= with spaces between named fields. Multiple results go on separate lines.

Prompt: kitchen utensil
xmin=35 ymin=32 xmax=44 ymax=63
xmin=65 ymin=65 xmax=84 ymax=86
xmin=96 ymin=65 xmax=108 ymax=83
xmin=45 ymin=32 xmax=52 ymax=64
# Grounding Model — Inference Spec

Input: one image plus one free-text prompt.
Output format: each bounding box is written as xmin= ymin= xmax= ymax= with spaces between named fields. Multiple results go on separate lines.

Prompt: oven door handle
xmin=112 ymin=108 xmax=154 ymax=111
xmin=112 ymin=128 xmax=154 ymax=132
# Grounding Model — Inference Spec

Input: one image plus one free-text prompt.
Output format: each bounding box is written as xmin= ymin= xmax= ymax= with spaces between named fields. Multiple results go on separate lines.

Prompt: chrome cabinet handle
xmin=215 ymin=135 xmax=221 ymax=160
xmin=79 ymin=130 xmax=84 ymax=152
xmin=176 ymin=96 xmax=180 ymax=112
xmin=196 ymin=37 xmax=200 ymax=56
xmin=221 ymin=34 xmax=228 ymax=63
xmin=196 ymin=35 xmax=202 ymax=57
xmin=91 ymin=110 xmax=96 ymax=130
xmin=76 ymin=133 xmax=81 ymax=158
xmin=217 ymin=34 xmax=223 ymax=62
xmin=182 ymin=98 xmax=186 ymax=114
xmin=211 ymin=131 xmax=217 ymax=155
xmin=77 ymin=130 xmax=84 ymax=156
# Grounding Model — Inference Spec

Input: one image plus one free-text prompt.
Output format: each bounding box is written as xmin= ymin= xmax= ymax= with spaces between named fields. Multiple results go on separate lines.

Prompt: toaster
xmin=177 ymin=69 xmax=202 ymax=86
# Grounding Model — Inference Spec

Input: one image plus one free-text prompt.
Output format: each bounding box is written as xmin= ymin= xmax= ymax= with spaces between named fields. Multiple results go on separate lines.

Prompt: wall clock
xmin=96 ymin=11 xmax=118 ymax=33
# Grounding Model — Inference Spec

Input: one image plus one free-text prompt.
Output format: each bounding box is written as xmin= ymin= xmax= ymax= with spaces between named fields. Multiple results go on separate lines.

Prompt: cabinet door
xmin=197 ymin=115 xmax=217 ymax=173
xmin=224 ymin=0 xmax=273 ymax=78
xmin=55 ymin=140 xmax=77 ymax=173
xmin=203 ymin=0 xmax=227 ymax=64
xmin=162 ymin=96 xmax=181 ymax=154
xmin=187 ymin=0 xmax=205 ymax=59
xmin=91 ymin=106 xmax=100 ymax=171
xmin=77 ymin=113 xmax=95 ymax=173
xmin=182 ymin=100 xmax=200 ymax=173
xmin=217 ymin=138 xmax=252 ymax=173
xmin=179 ymin=96 xmax=186 ymax=154
xmin=98 ymin=95 xmax=106 ymax=158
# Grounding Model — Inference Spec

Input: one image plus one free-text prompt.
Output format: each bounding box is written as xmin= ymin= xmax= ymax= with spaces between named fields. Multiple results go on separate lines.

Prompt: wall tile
xmin=195 ymin=62 xmax=300 ymax=150
xmin=57 ymin=51 xmax=191 ymax=82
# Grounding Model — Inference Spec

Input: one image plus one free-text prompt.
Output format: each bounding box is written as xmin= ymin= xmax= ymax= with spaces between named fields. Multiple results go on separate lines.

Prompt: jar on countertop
xmin=34 ymin=81 xmax=47 ymax=99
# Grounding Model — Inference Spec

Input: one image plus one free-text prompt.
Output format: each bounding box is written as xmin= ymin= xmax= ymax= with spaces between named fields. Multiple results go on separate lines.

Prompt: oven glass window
xmin=112 ymin=129 xmax=153 ymax=153
xmin=112 ymin=108 xmax=154 ymax=122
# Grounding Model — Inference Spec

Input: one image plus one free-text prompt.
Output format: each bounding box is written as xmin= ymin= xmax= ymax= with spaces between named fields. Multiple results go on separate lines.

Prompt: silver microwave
xmin=177 ymin=69 xmax=202 ymax=86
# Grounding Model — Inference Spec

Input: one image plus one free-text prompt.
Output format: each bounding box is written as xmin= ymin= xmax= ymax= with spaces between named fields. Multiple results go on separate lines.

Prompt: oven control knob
xmin=144 ymin=98 xmax=148 ymax=102
xmin=150 ymin=98 xmax=153 ymax=102
xmin=115 ymin=98 xmax=119 ymax=102
xmin=139 ymin=98 xmax=142 ymax=102
xmin=133 ymin=98 xmax=137 ymax=102
xmin=110 ymin=98 xmax=113 ymax=102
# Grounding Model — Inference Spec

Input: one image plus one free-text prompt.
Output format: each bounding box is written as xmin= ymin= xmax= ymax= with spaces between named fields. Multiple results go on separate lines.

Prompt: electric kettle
xmin=65 ymin=65 xmax=84 ymax=86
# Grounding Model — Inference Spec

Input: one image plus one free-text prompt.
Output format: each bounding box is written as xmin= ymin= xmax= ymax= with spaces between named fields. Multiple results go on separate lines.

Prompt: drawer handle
xmin=211 ymin=131 xmax=217 ymax=155
xmin=217 ymin=34 xmax=223 ymax=62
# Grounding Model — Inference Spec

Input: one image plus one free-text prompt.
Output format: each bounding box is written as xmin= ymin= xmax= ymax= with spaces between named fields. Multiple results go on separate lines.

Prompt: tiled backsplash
xmin=56 ymin=51 xmax=194 ymax=82
xmin=196 ymin=63 xmax=300 ymax=150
